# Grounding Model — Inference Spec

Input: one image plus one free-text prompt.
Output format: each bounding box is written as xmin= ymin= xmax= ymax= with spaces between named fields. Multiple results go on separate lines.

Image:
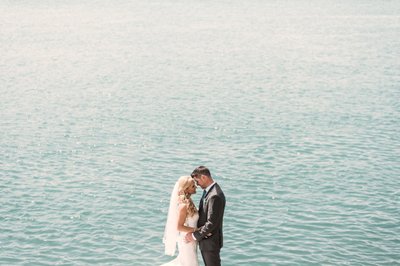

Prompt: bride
xmin=161 ymin=176 xmax=199 ymax=266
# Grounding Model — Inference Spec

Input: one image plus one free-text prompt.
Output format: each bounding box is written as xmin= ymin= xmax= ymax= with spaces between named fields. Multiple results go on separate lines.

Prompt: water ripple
xmin=2 ymin=0 xmax=400 ymax=265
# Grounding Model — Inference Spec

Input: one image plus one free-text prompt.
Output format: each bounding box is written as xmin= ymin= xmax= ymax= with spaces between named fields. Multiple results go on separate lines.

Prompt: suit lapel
xmin=200 ymin=183 xmax=217 ymax=210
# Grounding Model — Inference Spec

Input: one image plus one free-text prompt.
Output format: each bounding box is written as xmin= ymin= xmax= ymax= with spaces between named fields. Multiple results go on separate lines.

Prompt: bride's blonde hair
xmin=177 ymin=176 xmax=197 ymax=217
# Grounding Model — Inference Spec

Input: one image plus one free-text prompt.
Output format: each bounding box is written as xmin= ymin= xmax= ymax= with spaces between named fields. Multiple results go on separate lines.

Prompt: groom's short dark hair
xmin=191 ymin=166 xmax=211 ymax=178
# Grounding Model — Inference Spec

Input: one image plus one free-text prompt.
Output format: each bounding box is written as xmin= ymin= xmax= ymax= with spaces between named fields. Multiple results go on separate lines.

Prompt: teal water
xmin=1 ymin=0 xmax=399 ymax=265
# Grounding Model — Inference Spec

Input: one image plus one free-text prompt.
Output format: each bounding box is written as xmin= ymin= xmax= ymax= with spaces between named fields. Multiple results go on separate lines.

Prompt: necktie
xmin=199 ymin=190 xmax=207 ymax=209
xmin=201 ymin=190 xmax=207 ymax=201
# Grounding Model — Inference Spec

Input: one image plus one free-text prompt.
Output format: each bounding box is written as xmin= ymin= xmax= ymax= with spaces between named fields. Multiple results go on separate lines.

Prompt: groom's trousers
xmin=201 ymin=250 xmax=221 ymax=266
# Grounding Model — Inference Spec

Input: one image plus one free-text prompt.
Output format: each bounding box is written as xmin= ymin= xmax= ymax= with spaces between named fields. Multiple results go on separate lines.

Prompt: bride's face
xmin=186 ymin=181 xmax=197 ymax=195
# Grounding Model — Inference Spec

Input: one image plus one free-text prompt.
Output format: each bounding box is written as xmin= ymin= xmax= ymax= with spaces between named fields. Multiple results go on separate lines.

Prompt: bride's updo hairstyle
xmin=177 ymin=176 xmax=197 ymax=217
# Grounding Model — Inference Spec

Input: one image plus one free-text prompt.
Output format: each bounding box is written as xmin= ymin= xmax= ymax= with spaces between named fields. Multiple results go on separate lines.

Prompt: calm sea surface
xmin=1 ymin=0 xmax=399 ymax=265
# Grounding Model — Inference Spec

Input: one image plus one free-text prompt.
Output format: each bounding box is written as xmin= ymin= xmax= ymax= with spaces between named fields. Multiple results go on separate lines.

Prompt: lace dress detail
xmin=161 ymin=212 xmax=199 ymax=266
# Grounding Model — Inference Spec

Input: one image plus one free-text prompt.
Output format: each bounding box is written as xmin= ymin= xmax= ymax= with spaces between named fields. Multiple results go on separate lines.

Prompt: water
xmin=1 ymin=0 xmax=399 ymax=265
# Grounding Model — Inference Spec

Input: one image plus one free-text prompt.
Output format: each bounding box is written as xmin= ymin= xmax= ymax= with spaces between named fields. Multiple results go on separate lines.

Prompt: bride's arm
xmin=177 ymin=204 xmax=196 ymax=233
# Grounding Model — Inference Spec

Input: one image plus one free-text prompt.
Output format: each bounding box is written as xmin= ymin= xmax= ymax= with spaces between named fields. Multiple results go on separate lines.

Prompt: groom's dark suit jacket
xmin=194 ymin=183 xmax=226 ymax=251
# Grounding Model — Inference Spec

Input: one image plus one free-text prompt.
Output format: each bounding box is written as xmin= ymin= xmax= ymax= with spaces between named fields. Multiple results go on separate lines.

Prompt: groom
xmin=185 ymin=166 xmax=226 ymax=266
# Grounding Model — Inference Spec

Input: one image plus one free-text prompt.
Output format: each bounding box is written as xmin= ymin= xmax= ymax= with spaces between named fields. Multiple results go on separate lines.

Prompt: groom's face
xmin=192 ymin=174 xmax=206 ymax=189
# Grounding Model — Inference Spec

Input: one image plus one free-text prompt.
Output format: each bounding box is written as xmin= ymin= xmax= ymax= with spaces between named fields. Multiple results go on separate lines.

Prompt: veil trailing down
xmin=161 ymin=177 xmax=199 ymax=266
xmin=163 ymin=181 xmax=179 ymax=256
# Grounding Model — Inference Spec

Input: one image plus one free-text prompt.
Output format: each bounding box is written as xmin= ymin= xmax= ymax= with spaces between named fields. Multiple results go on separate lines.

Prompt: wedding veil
xmin=163 ymin=181 xmax=179 ymax=256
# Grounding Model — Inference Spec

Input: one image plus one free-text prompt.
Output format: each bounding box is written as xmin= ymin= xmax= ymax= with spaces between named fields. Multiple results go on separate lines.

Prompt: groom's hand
xmin=184 ymin=232 xmax=195 ymax=243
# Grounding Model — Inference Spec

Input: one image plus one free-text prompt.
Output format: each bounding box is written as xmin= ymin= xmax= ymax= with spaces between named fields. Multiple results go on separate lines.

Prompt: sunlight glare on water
xmin=1 ymin=0 xmax=399 ymax=265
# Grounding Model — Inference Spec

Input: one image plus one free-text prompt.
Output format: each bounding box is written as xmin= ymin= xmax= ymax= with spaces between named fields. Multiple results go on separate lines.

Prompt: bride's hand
xmin=184 ymin=232 xmax=195 ymax=243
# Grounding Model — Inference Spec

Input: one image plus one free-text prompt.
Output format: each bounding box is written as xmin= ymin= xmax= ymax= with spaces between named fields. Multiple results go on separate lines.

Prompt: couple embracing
xmin=162 ymin=166 xmax=226 ymax=266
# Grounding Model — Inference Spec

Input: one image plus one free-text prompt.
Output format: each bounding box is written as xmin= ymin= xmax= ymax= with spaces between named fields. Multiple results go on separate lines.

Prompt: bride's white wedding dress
xmin=161 ymin=212 xmax=199 ymax=266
